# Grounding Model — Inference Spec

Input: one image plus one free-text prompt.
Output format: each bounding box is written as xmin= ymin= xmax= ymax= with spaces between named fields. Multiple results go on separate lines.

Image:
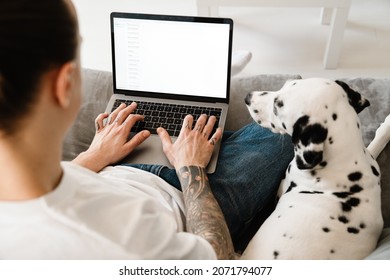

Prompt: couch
xmin=63 ymin=68 xmax=390 ymax=259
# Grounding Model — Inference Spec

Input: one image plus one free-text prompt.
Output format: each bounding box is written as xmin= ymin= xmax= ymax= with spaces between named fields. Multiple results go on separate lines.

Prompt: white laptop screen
xmin=111 ymin=13 xmax=232 ymax=101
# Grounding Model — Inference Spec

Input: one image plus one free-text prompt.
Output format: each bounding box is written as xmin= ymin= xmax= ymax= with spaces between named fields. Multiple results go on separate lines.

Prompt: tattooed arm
xmin=157 ymin=114 xmax=235 ymax=259
xmin=178 ymin=165 xmax=235 ymax=260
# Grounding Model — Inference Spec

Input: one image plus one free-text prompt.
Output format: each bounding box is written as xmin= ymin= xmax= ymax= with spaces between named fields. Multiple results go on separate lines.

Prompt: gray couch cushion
xmin=365 ymin=228 xmax=390 ymax=260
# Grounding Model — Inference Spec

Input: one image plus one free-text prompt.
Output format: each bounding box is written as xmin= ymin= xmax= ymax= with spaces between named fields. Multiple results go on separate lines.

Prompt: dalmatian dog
xmin=242 ymin=78 xmax=390 ymax=259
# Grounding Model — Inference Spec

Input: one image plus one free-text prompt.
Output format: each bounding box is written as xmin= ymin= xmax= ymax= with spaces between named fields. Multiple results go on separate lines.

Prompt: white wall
xmin=72 ymin=0 xmax=390 ymax=78
xmin=73 ymin=0 xmax=197 ymax=71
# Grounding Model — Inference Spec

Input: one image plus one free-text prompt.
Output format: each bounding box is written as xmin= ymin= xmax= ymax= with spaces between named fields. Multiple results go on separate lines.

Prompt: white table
xmin=196 ymin=0 xmax=351 ymax=69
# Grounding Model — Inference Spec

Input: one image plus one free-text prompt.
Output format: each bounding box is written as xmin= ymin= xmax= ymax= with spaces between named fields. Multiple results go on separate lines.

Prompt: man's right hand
xmin=157 ymin=114 xmax=222 ymax=172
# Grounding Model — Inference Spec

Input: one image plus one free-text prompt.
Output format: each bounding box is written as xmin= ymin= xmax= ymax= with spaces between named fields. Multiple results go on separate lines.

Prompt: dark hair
xmin=0 ymin=0 xmax=78 ymax=134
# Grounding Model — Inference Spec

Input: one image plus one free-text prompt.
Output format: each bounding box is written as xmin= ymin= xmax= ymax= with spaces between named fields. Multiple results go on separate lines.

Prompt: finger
xmin=114 ymin=102 xmax=138 ymax=125
xmin=202 ymin=115 xmax=217 ymax=138
xmin=95 ymin=113 xmax=109 ymax=132
xmin=157 ymin=127 xmax=173 ymax=151
xmin=209 ymin=127 xmax=223 ymax=146
xmin=194 ymin=114 xmax=207 ymax=132
xmin=108 ymin=103 xmax=126 ymax=124
xmin=121 ymin=114 xmax=144 ymax=130
xmin=180 ymin=115 xmax=194 ymax=135
xmin=124 ymin=130 xmax=151 ymax=153
xmin=127 ymin=102 xmax=138 ymax=113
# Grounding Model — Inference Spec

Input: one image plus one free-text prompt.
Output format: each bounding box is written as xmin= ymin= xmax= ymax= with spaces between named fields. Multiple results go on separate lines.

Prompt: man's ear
xmin=54 ymin=62 xmax=76 ymax=108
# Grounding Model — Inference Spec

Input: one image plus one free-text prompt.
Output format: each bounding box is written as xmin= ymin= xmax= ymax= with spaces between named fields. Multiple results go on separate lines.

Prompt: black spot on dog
xmin=316 ymin=177 xmax=321 ymax=183
xmin=271 ymin=123 xmax=275 ymax=128
xmin=275 ymin=98 xmax=284 ymax=108
xmin=330 ymin=216 xmax=335 ymax=220
xmin=282 ymin=123 xmax=287 ymax=130
xmin=320 ymin=161 xmax=328 ymax=167
xmin=260 ymin=91 xmax=269 ymax=96
xmin=338 ymin=216 xmax=349 ymax=224
xmin=296 ymin=155 xmax=305 ymax=169
xmin=325 ymin=105 xmax=329 ymax=109
xmin=285 ymin=181 xmax=297 ymax=194
xmin=245 ymin=93 xmax=253 ymax=105
xmin=350 ymin=185 xmax=363 ymax=193
xmin=330 ymin=249 xmax=335 ymax=254
xmin=346 ymin=197 xmax=360 ymax=207
xmin=278 ymin=215 xmax=281 ymax=218
xmin=297 ymin=153 xmax=323 ymax=170
xmin=371 ymin=166 xmax=380 ymax=176
xmin=360 ymin=223 xmax=366 ymax=229
xmin=292 ymin=115 xmax=309 ymax=145
xmin=292 ymin=82 xmax=297 ymax=86
xmin=254 ymin=109 xmax=259 ymax=114
xmin=287 ymin=164 xmax=292 ymax=173
xmin=322 ymin=227 xmax=330 ymax=233
xmin=347 ymin=227 xmax=360 ymax=234
xmin=311 ymin=170 xmax=317 ymax=176
xmin=341 ymin=202 xmax=352 ymax=212
xmin=273 ymin=251 xmax=279 ymax=259
xmin=348 ymin=172 xmax=362 ymax=182
xmin=357 ymin=122 xmax=360 ymax=129
xmin=257 ymin=120 xmax=262 ymax=125
xmin=300 ymin=191 xmax=324 ymax=194
xmin=332 ymin=113 xmax=338 ymax=121
xmin=333 ymin=192 xmax=351 ymax=199
xmin=303 ymin=151 xmax=323 ymax=167
xmin=355 ymin=161 xmax=358 ymax=165
xmin=289 ymin=205 xmax=293 ymax=208
xmin=329 ymin=137 xmax=334 ymax=144
xmin=294 ymin=122 xmax=328 ymax=146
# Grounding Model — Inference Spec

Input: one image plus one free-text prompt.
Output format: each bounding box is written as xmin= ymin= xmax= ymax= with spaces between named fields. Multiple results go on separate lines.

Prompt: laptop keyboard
xmin=111 ymin=99 xmax=222 ymax=137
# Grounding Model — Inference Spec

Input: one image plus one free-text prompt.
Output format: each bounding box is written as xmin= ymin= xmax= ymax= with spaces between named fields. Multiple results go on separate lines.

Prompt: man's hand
xmin=157 ymin=114 xmax=234 ymax=259
xmin=157 ymin=114 xmax=222 ymax=170
xmin=73 ymin=102 xmax=150 ymax=172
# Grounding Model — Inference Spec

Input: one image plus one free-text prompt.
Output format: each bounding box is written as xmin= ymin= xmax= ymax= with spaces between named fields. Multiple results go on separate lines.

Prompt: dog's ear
xmin=292 ymin=115 xmax=328 ymax=170
xmin=335 ymin=80 xmax=370 ymax=114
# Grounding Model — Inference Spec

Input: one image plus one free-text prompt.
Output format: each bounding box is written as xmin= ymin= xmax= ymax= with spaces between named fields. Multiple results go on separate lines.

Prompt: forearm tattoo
xmin=178 ymin=166 xmax=235 ymax=260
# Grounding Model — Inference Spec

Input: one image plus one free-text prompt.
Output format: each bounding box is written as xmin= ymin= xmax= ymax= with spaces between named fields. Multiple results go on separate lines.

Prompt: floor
xmin=73 ymin=0 xmax=390 ymax=79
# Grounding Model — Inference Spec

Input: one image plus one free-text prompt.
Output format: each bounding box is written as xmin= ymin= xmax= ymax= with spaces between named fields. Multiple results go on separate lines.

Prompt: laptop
xmin=106 ymin=12 xmax=233 ymax=173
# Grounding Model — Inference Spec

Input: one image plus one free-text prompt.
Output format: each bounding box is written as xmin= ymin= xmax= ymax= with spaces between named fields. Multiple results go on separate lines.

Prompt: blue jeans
xmin=127 ymin=122 xmax=294 ymax=252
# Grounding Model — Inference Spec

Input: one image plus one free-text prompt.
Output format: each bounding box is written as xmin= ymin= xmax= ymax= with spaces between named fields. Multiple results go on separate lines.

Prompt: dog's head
xmin=245 ymin=78 xmax=370 ymax=170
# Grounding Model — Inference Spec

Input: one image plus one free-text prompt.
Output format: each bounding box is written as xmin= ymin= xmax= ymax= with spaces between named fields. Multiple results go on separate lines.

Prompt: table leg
xmin=323 ymin=6 xmax=350 ymax=69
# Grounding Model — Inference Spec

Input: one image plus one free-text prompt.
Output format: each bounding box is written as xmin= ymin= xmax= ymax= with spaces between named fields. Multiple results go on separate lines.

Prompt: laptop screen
xmin=111 ymin=13 xmax=233 ymax=102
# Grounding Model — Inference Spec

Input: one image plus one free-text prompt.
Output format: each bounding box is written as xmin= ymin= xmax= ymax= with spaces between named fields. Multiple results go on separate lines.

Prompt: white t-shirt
xmin=0 ymin=162 xmax=216 ymax=259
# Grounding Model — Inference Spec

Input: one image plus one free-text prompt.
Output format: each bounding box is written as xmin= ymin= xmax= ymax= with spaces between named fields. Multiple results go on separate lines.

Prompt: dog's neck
xmin=322 ymin=116 xmax=367 ymax=167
